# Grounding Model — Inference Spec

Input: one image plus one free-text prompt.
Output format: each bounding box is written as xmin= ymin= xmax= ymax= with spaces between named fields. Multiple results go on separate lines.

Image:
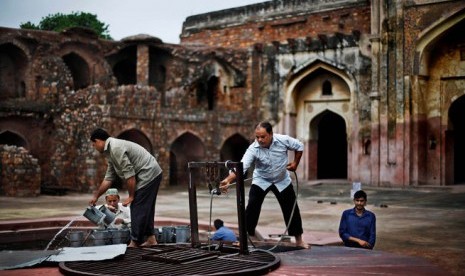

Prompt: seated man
xmin=102 ymin=188 xmax=131 ymax=230
xmin=211 ymin=219 xmax=237 ymax=242
xmin=338 ymin=190 xmax=376 ymax=249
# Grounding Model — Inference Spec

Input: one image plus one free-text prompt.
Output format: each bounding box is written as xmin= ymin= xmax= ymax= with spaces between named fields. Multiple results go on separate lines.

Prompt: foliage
xmin=20 ymin=11 xmax=112 ymax=40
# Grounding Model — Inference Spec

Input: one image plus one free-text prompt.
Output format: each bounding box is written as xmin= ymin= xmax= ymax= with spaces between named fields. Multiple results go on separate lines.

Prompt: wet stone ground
xmin=1 ymin=181 xmax=464 ymax=275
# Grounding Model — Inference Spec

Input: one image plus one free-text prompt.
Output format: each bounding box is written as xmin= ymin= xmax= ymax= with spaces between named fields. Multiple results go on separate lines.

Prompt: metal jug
xmin=161 ymin=227 xmax=176 ymax=243
xmin=83 ymin=206 xmax=106 ymax=226
xmin=175 ymin=226 xmax=191 ymax=243
xmin=68 ymin=231 xmax=85 ymax=247
xmin=99 ymin=205 xmax=116 ymax=226
xmin=91 ymin=229 xmax=111 ymax=246
xmin=110 ymin=229 xmax=130 ymax=244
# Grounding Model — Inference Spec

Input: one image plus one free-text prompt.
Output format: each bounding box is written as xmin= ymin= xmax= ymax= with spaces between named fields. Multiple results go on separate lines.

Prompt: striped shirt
xmin=241 ymin=133 xmax=303 ymax=192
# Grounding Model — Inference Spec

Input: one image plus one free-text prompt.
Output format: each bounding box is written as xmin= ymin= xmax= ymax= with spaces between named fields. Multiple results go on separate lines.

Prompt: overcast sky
xmin=0 ymin=0 xmax=266 ymax=44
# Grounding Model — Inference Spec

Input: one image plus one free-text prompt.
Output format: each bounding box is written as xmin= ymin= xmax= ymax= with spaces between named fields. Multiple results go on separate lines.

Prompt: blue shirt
xmin=339 ymin=208 xmax=376 ymax=249
xmin=241 ymin=134 xmax=304 ymax=192
xmin=211 ymin=226 xmax=237 ymax=242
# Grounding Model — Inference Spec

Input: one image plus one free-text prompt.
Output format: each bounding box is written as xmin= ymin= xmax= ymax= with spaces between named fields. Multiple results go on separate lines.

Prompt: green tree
xmin=20 ymin=12 xmax=112 ymax=40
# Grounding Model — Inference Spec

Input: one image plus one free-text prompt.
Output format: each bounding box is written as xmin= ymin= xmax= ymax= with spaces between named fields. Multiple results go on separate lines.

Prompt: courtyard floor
xmin=0 ymin=180 xmax=464 ymax=275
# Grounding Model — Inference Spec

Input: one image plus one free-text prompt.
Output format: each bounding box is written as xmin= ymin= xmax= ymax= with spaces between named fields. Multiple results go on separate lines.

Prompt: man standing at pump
xmin=89 ymin=128 xmax=162 ymax=248
xmin=220 ymin=121 xmax=309 ymax=249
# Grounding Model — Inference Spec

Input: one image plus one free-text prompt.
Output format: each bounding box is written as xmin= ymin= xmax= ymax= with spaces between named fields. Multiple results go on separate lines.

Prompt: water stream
xmin=44 ymin=215 xmax=82 ymax=251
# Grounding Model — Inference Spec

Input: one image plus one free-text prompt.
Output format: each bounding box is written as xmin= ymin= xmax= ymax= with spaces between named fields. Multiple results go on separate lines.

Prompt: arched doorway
xmin=220 ymin=133 xmax=249 ymax=179
xmin=449 ymin=95 xmax=465 ymax=184
xmin=311 ymin=111 xmax=347 ymax=179
xmin=220 ymin=133 xmax=249 ymax=162
xmin=286 ymin=60 xmax=353 ymax=181
xmin=62 ymin=52 xmax=90 ymax=90
xmin=117 ymin=129 xmax=153 ymax=154
xmin=108 ymin=46 xmax=137 ymax=85
xmin=169 ymin=132 xmax=205 ymax=186
xmin=0 ymin=130 xmax=28 ymax=148
xmin=206 ymin=76 xmax=218 ymax=110
xmin=0 ymin=43 xmax=28 ymax=99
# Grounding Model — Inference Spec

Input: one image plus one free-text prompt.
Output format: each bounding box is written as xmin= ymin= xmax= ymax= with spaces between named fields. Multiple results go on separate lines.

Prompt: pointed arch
xmin=107 ymin=45 xmax=137 ymax=85
xmin=169 ymin=132 xmax=205 ymax=186
xmin=410 ymin=9 xmax=465 ymax=186
xmin=283 ymin=58 xmax=354 ymax=181
xmin=285 ymin=58 xmax=354 ymax=114
xmin=287 ymin=60 xmax=352 ymax=141
xmin=62 ymin=52 xmax=90 ymax=90
xmin=0 ymin=130 xmax=28 ymax=148
xmin=116 ymin=128 xmax=153 ymax=154
xmin=0 ymin=43 xmax=29 ymax=99
xmin=414 ymin=8 xmax=465 ymax=76
xmin=57 ymin=41 xmax=113 ymax=90
xmin=220 ymin=133 xmax=249 ymax=162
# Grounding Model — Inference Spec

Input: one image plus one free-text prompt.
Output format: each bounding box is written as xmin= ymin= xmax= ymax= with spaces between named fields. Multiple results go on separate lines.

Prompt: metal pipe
xmin=188 ymin=163 xmax=200 ymax=247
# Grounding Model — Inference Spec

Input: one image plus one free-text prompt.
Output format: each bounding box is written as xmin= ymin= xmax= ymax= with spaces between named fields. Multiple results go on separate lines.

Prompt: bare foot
xmin=140 ymin=242 xmax=157 ymax=247
xmin=296 ymin=241 xmax=310 ymax=249
xmin=127 ymin=241 xmax=139 ymax=248
xmin=141 ymin=235 xmax=157 ymax=247
xmin=295 ymin=234 xmax=310 ymax=249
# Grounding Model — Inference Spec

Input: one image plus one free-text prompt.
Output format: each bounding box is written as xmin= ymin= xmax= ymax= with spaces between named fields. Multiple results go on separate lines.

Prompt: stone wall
xmin=1 ymin=0 xmax=465 ymax=196
xmin=0 ymin=145 xmax=41 ymax=196
xmin=181 ymin=0 xmax=370 ymax=49
xmin=0 ymin=27 xmax=255 ymax=193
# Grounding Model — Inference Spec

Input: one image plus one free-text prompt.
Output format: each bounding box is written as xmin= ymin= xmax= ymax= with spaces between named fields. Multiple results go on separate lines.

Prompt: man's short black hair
xmin=90 ymin=128 xmax=110 ymax=142
xmin=255 ymin=121 xmax=273 ymax=134
xmin=214 ymin=219 xmax=224 ymax=230
xmin=354 ymin=190 xmax=367 ymax=200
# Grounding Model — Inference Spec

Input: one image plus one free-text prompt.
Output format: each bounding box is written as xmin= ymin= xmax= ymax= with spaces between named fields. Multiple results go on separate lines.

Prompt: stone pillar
xmin=370 ymin=92 xmax=381 ymax=186
xmin=369 ymin=0 xmax=382 ymax=186
xmin=369 ymin=34 xmax=382 ymax=186
xmin=137 ymin=44 xmax=149 ymax=86
xmin=403 ymin=76 xmax=412 ymax=186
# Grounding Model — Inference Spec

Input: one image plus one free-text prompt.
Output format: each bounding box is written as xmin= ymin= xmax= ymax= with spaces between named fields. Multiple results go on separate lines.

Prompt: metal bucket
xmin=110 ymin=229 xmax=130 ymax=244
xmin=154 ymin=228 xmax=161 ymax=243
xmin=175 ymin=226 xmax=190 ymax=243
xmin=83 ymin=206 xmax=106 ymax=226
xmin=68 ymin=231 xmax=85 ymax=247
xmin=91 ymin=229 xmax=111 ymax=246
xmin=161 ymin=227 xmax=175 ymax=243
xmin=99 ymin=205 xmax=116 ymax=225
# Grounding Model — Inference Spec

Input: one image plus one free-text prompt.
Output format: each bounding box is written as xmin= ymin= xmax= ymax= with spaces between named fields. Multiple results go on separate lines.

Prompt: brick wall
xmin=181 ymin=0 xmax=370 ymax=49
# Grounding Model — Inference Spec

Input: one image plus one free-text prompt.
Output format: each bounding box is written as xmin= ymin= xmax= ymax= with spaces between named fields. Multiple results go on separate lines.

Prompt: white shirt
xmin=99 ymin=203 xmax=131 ymax=230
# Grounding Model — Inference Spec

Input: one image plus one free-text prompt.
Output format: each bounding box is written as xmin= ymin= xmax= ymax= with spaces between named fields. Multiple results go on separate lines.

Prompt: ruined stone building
xmin=1 ymin=0 xmax=464 ymax=196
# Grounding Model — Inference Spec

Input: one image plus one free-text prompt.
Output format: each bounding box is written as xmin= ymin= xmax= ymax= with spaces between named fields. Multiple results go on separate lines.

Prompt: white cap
xmin=105 ymin=188 xmax=119 ymax=197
